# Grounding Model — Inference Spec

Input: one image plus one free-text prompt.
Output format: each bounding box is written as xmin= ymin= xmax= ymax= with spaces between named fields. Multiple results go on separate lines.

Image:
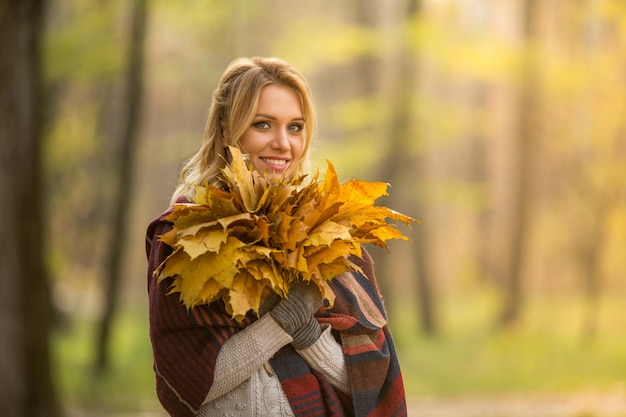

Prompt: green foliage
xmin=150 ymin=0 xmax=238 ymax=72
xmin=54 ymin=293 xmax=626 ymax=414
xmin=423 ymin=179 xmax=489 ymax=211
xmin=311 ymin=95 xmax=389 ymax=180
xmin=44 ymin=101 xmax=101 ymax=176
xmin=44 ymin=102 xmax=106 ymax=280
xmin=53 ymin=312 xmax=160 ymax=415
xmin=392 ymin=290 xmax=626 ymax=397
xmin=272 ymin=19 xmax=382 ymax=74
xmin=406 ymin=14 xmax=523 ymax=81
xmin=45 ymin=0 xmax=125 ymax=83
xmin=43 ymin=0 xmax=136 ymax=299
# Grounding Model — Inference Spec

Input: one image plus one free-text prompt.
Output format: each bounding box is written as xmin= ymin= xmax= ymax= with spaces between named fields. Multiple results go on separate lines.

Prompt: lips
xmin=260 ymin=157 xmax=289 ymax=170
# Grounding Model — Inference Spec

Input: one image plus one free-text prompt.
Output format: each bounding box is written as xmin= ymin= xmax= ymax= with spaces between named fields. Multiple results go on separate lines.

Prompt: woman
xmin=146 ymin=57 xmax=407 ymax=417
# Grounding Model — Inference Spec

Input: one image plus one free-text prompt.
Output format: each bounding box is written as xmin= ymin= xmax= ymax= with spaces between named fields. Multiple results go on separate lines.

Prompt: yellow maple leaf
xmin=178 ymin=228 xmax=227 ymax=260
xmin=227 ymin=271 xmax=267 ymax=321
xmin=306 ymin=221 xmax=353 ymax=247
xmin=198 ymin=279 xmax=224 ymax=305
xmin=159 ymin=249 xmax=239 ymax=308
xmin=305 ymin=240 xmax=354 ymax=272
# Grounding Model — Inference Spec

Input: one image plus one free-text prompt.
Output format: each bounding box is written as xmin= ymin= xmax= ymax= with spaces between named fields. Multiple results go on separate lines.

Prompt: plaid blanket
xmin=146 ymin=213 xmax=407 ymax=417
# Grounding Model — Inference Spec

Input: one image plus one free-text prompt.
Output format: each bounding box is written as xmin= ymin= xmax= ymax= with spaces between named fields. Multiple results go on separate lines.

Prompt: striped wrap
xmin=146 ymin=211 xmax=407 ymax=417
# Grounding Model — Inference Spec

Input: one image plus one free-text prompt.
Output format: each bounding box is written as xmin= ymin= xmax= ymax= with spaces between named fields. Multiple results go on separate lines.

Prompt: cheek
xmin=250 ymin=158 xmax=265 ymax=174
xmin=239 ymin=132 xmax=263 ymax=155
xmin=292 ymin=136 xmax=306 ymax=158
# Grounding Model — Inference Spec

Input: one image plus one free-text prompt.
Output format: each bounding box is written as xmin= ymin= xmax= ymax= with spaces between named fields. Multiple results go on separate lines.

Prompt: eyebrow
xmin=254 ymin=113 xmax=305 ymax=121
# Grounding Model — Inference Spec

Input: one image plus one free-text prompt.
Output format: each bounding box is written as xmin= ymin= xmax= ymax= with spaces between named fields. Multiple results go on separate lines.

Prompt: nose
xmin=272 ymin=127 xmax=290 ymax=150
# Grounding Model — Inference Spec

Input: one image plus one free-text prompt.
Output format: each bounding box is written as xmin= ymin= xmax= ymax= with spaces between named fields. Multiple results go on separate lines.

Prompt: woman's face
xmin=239 ymin=84 xmax=305 ymax=179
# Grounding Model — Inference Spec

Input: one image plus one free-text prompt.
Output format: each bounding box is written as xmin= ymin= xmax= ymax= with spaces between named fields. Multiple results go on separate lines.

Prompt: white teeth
xmin=262 ymin=158 xmax=287 ymax=166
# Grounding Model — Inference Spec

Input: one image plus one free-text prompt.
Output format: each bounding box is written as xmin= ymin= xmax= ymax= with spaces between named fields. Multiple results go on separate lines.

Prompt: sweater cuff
xmin=296 ymin=324 xmax=351 ymax=394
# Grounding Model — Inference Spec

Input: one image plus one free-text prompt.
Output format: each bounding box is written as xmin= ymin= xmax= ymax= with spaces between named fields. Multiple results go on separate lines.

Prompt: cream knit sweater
xmin=197 ymin=314 xmax=350 ymax=416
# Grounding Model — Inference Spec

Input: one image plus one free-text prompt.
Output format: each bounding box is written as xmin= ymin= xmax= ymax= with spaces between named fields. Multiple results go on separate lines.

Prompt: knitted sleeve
xmin=204 ymin=314 xmax=293 ymax=403
xmin=296 ymin=324 xmax=351 ymax=394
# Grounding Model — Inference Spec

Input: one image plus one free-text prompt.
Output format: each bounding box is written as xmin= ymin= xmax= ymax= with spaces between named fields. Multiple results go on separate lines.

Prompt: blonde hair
xmin=171 ymin=57 xmax=316 ymax=204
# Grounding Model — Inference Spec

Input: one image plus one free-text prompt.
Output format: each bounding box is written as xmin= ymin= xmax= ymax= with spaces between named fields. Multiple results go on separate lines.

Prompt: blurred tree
xmin=540 ymin=0 xmax=626 ymax=339
xmin=95 ymin=0 xmax=148 ymax=373
xmin=43 ymin=0 xmax=122 ymax=312
xmin=378 ymin=0 xmax=437 ymax=335
xmin=497 ymin=0 xmax=538 ymax=328
xmin=0 ymin=0 xmax=61 ymax=416
xmin=353 ymin=0 xmax=378 ymax=91
xmin=349 ymin=0 xmax=396 ymax=309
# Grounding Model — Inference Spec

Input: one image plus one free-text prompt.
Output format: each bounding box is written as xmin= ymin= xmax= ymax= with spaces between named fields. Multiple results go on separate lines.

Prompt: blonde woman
xmin=146 ymin=57 xmax=407 ymax=417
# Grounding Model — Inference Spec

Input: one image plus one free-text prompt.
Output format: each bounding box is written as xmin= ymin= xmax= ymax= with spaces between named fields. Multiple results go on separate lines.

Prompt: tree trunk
xmin=574 ymin=0 xmax=615 ymax=344
xmin=580 ymin=201 xmax=605 ymax=341
xmin=377 ymin=0 xmax=436 ymax=335
xmin=95 ymin=0 xmax=147 ymax=373
xmin=0 ymin=1 xmax=61 ymax=416
xmin=497 ymin=0 xmax=538 ymax=328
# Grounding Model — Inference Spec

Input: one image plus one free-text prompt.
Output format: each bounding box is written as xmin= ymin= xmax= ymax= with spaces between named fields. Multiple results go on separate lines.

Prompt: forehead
xmin=255 ymin=84 xmax=303 ymax=117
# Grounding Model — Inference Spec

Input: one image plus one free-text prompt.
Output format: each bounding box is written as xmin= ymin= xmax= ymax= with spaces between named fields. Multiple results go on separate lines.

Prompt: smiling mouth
xmin=260 ymin=157 xmax=289 ymax=167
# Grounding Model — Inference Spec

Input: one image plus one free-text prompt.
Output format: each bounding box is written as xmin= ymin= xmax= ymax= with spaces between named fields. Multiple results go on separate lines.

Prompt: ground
xmin=65 ymin=391 xmax=626 ymax=417
xmin=407 ymin=391 xmax=626 ymax=417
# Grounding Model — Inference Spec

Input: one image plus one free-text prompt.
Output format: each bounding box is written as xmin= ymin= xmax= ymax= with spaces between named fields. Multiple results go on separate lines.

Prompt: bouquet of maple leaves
xmin=154 ymin=147 xmax=418 ymax=321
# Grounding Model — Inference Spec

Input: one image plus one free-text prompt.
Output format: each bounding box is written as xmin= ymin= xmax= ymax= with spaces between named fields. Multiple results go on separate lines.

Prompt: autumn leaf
xmin=155 ymin=146 xmax=419 ymax=320
xmin=227 ymin=271 xmax=267 ymax=321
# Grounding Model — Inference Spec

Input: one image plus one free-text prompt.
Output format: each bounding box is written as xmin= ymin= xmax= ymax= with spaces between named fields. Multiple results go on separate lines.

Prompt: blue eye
xmin=253 ymin=121 xmax=270 ymax=129
xmin=288 ymin=124 xmax=303 ymax=133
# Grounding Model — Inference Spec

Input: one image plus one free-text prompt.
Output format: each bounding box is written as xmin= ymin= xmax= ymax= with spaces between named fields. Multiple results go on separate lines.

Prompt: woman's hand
xmin=258 ymin=292 xmax=281 ymax=316
xmin=270 ymin=281 xmax=323 ymax=350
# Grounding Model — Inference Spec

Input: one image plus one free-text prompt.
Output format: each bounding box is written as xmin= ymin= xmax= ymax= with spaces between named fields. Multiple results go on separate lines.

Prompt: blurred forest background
xmin=2 ymin=0 xmax=626 ymax=416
